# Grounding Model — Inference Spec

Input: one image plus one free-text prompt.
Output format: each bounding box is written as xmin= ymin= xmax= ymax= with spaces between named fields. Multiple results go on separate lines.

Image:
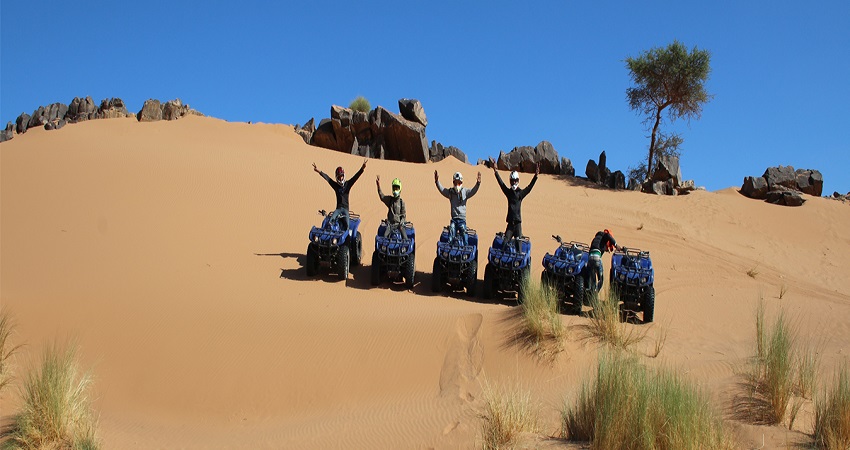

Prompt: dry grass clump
xmin=1 ymin=341 xmax=99 ymax=450
xmin=562 ymin=350 xmax=732 ymax=449
xmin=735 ymin=300 xmax=822 ymax=428
xmin=746 ymin=265 xmax=759 ymax=278
xmin=478 ymin=379 xmax=539 ymax=450
xmin=814 ymin=362 xmax=850 ymax=449
xmin=348 ymin=96 xmax=371 ymax=113
xmin=0 ymin=308 xmax=23 ymax=393
xmin=517 ymin=277 xmax=565 ymax=355
xmin=571 ymin=290 xmax=647 ymax=350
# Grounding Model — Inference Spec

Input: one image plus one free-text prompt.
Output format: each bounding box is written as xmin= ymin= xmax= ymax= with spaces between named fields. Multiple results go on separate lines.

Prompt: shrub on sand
xmin=562 ymin=350 xmax=732 ymax=449
xmin=479 ymin=379 xmax=539 ymax=450
xmin=0 ymin=308 xmax=22 ymax=393
xmin=571 ymin=290 xmax=646 ymax=350
xmin=519 ymin=277 xmax=565 ymax=348
xmin=1 ymin=341 xmax=99 ymax=450
xmin=349 ymin=96 xmax=371 ymax=113
xmin=814 ymin=363 xmax=850 ymax=450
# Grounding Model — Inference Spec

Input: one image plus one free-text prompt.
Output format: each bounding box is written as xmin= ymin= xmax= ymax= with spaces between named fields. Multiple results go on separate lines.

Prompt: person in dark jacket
xmin=313 ymin=159 xmax=367 ymax=230
xmin=377 ymin=175 xmax=408 ymax=241
xmin=588 ymin=229 xmax=622 ymax=292
xmin=489 ymin=158 xmax=539 ymax=252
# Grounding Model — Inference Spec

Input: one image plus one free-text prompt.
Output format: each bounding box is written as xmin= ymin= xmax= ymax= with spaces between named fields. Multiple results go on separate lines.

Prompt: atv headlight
xmin=381 ymin=245 xmax=388 ymax=252
xmin=567 ymin=267 xmax=573 ymax=274
xmin=462 ymin=254 xmax=468 ymax=260
xmin=618 ymin=273 xmax=625 ymax=281
xmin=641 ymin=277 xmax=647 ymax=284
xmin=312 ymin=235 xmax=319 ymax=242
xmin=442 ymin=251 xmax=449 ymax=258
xmin=402 ymin=246 xmax=408 ymax=252
xmin=332 ymin=238 xmax=338 ymax=245
xmin=548 ymin=262 xmax=554 ymax=269
xmin=514 ymin=260 xmax=520 ymax=267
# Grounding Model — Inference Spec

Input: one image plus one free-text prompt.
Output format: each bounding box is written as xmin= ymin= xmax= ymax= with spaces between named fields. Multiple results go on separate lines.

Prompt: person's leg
xmin=588 ymin=256 xmax=600 ymax=292
xmin=399 ymin=222 xmax=409 ymax=242
xmin=340 ymin=208 xmax=350 ymax=231
xmin=383 ymin=221 xmax=392 ymax=238
xmin=447 ymin=220 xmax=457 ymax=245
xmin=597 ymin=261 xmax=605 ymax=292
xmin=457 ymin=219 xmax=468 ymax=246
xmin=503 ymin=223 xmax=514 ymax=250
xmin=328 ymin=208 xmax=341 ymax=229
xmin=514 ymin=222 xmax=523 ymax=252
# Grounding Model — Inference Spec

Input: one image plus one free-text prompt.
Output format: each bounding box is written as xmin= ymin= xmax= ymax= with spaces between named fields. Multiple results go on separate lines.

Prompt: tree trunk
xmin=646 ymin=108 xmax=663 ymax=181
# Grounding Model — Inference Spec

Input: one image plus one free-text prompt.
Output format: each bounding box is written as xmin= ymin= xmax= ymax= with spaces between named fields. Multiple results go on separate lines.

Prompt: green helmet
xmin=391 ymin=178 xmax=401 ymax=197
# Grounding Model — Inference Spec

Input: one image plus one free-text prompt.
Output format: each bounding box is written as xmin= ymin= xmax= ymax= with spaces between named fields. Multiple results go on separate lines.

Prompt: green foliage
xmin=562 ymin=350 xmax=732 ymax=449
xmin=626 ymin=40 xmax=712 ymax=180
xmin=814 ymin=362 xmax=850 ymax=449
xmin=349 ymin=96 xmax=371 ymax=113
xmin=1 ymin=341 xmax=99 ymax=450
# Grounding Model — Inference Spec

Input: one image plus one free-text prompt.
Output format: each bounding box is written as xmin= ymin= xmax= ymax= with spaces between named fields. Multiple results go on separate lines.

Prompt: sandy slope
xmin=1 ymin=116 xmax=848 ymax=448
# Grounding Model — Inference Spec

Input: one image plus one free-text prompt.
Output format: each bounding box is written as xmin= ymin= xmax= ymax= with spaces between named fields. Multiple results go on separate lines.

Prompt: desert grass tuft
xmin=0 ymin=308 xmax=23 ymax=393
xmin=814 ymin=362 xmax=850 ymax=450
xmin=1 ymin=340 xmax=99 ymax=450
xmin=795 ymin=340 xmax=821 ymax=399
xmin=479 ymin=379 xmax=539 ymax=450
xmin=779 ymin=283 xmax=788 ymax=299
xmin=648 ymin=323 xmax=668 ymax=358
xmin=348 ymin=96 xmax=371 ymax=113
xmin=746 ymin=265 xmax=760 ymax=278
xmin=562 ymin=350 xmax=733 ymax=449
xmin=571 ymin=289 xmax=647 ymax=350
xmin=517 ymin=277 xmax=565 ymax=354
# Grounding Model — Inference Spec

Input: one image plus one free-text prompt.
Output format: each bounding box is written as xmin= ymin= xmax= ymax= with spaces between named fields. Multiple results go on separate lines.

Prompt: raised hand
xmin=535 ymin=162 xmax=540 ymax=176
xmin=488 ymin=157 xmax=496 ymax=171
xmin=434 ymin=170 xmax=439 ymax=182
xmin=477 ymin=172 xmax=482 ymax=183
xmin=312 ymin=162 xmax=319 ymax=173
xmin=362 ymin=158 xmax=368 ymax=170
xmin=376 ymin=174 xmax=380 ymax=185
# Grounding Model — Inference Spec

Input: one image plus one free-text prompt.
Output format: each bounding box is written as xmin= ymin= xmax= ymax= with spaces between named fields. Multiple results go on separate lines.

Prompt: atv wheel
xmin=482 ymin=263 xmax=495 ymax=300
xmin=350 ymin=232 xmax=363 ymax=267
xmin=431 ymin=257 xmax=442 ymax=293
xmin=572 ymin=274 xmax=585 ymax=314
xmin=306 ymin=244 xmax=318 ymax=277
xmin=403 ymin=254 xmax=416 ymax=289
xmin=370 ymin=251 xmax=381 ymax=286
xmin=642 ymin=285 xmax=655 ymax=324
xmin=336 ymin=246 xmax=350 ymax=281
xmin=465 ymin=260 xmax=477 ymax=297
xmin=540 ymin=271 xmax=551 ymax=289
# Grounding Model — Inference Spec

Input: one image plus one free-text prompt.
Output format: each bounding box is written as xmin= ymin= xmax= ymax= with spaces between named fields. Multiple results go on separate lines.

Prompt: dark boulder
xmin=766 ymin=190 xmax=805 ymax=207
xmin=162 ymin=99 xmax=187 ymax=120
xmin=560 ymin=157 xmax=575 ymax=177
xmin=742 ymin=176 xmax=769 ymax=199
xmin=44 ymin=119 xmax=66 ymax=131
xmin=607 ymin=170 xmax=626 ymax=190
xmin=98 ymin=98 xmax=131 ymax=119
xmin=429 ymin=141 xmax=469 ymax=163
xmin=28 ymin=106 xmax=46 ymax=128
xmin=398 ymin=98 xmax=428 ymax=127
xmin=762 ymin=165 xmax=797 ymax=190
xmin=137 ymin=99 xmax=162 ymax=122
xmin=311 ymin=118 xmax=339 ymax=151
xmin=1 ymin=122 xmax=13 ymax=142
xmin=586 ymin=159 xmax=599 ymax=183
xmin=795 ymin=169 xmax=823 ymax=196
xmin=16 ymin=113 xmax=30 ymax=134
xmin=377 ymin=107 xmax=428 ymax=163
xmin=652 ymin=155 xmax=682 ymax=185
xmin=66 ymin=96 xmax=97 ymax=122
xmin=294 ymin=118 xmax=315 ymax=144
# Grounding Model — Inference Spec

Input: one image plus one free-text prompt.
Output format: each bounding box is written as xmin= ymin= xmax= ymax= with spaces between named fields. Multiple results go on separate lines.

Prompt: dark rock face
xmin=607 ymin=170 xmax=626 ymax=190
xmin=1 ymin=122 xmax=14 ymax=142
xmin=560 ymin=157 xmax=575 ymax=177
xmin=430 ymin=141 xmax=469 ymax=163
xmin=377 ymin=107 xmax=428 ymax=163
xmin=98 ymin=98 xmax=131 ymax=119
xmin=294 ymin=118 xmax=315 ymax=144
xmin=795 ymin=169 xmax=823 ymax=196
xmin=162 ymin=99 xmax=187 ymax=120
xmin=652 ymin=155 xmax=682 ymax=185
xmin=763 ymin=165 xmax=797 ymax=190
xmin=398 ymin=99 xmax=428 ymax=127
xmin=585 ymin=159 xmax=599 ymax=182
xmin=138 ymin=99 xmax=163 ymax=122
xmin=16 ymin=113 xmax=30 ymax=134
xmin=28 ymin=103 xmax=68 ymax=129
xmin=67 ymin=96 xmax=98 ymax=122
xmin=742 ymin=176 xmax=769 ymax=199
xmin=44 ymin=119 xmax=66 ymax=131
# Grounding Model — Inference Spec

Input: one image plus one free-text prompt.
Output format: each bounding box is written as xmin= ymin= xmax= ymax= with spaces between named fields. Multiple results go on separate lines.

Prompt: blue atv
xmin=541 ymin=235 xmax=594 ymax=313
xmin=305 ymin=209 xmax=363 ymax=280
xmin=609 ymin=247 xmax=655 ymax=323
xmin=431 ymin=226 xmax=478 ymax=296
xmin=482 ymin=233 xmax=532 ymax=301
xmin=371 ymin=221 xmax=416 ymax=288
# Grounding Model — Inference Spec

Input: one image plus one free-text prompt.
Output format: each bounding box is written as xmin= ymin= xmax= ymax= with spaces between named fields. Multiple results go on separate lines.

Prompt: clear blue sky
xmin=3 ymin=1 xmax=849 ymax=194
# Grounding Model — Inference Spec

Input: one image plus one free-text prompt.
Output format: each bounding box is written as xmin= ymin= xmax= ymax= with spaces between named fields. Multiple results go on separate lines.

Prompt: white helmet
xmin=453 ymin=172 xmax=463 ymax=182
xmin=510 ymin=171 xmax=520 ymax=182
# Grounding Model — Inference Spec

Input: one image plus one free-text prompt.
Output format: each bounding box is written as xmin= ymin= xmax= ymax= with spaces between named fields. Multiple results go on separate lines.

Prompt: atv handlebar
xmin=551 ymin=234 xmax=563 ymax=244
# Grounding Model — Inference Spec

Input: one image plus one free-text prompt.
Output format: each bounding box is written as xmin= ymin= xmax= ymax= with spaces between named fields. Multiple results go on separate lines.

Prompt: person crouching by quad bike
xmin=588 ymin=229 xmax=622 ymax=292
xmin=435 ymin=169 xmax=481 ymax=246
xmin=489 ymin=157 xmax=539 ymax=252
xmin=377 ymin=175 xmax=409 ymax=242
xmin=312 ymin=159 xmax=367 ymax=230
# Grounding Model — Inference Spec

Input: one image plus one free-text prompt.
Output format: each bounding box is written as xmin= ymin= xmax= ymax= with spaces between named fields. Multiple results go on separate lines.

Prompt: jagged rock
xmin=137 ymin=99 xmax=163 ymax=122
xmin=98 ymin=98 xmax=131 ymax=119
xmin=311 ymin=119 xmax=338 ymax=150
xmin=16 ymin=113 xmax=30 ymax=134
xmin=429 ymin=141 xmax=469 ymax=163
xmin=331 ymin=105 xmax=353 ymax=127
xmin=676 ymin=179 xmax=696 ymax=195
xmin=28 ymin=106 xmax=46 ymax=128
xmin=586 ymin=159 xmax=599 ymax=182
xmin=742 ymin=176 xmax=769 ymax=199
xmin=607 ymin=170 xmax=626 ymax=190
xmin=162 ymin=99 xmax=187 ymax=120
xmin=795 ymin=169 xmax=823 ymax=196
xmin=560 ymin=157 xmax=575 ymax=177
xmin=766 ymin=190 xmax=805 ymax=207
xmin=1 ymin=122 xmax=14 ymax=142
xmin=28 ymin=103 xmax=68 ymax=128
xmin=652 ymin=155 xmax=682 ymax=185
xmin=398 ymin=98 xmax=428 ymax=127
xmin=664 ymin=178 xmax=678 ymax=196
xmin=376 ymin=106 xmax=428 ymax=163
xmin=763 ymin=165 xmax=797 ymax=190
xmin=643 ymin=180 xmax=665 ymax=195
xmin=598 ymin=151 xmax=611 ymax=184
xmin=44 ymin=119 xmax=66 ymax=131
xmin=66 ymin=96 xmax=97 ymax=122
xmin=295 ymin=118 xmax=315 ymax=144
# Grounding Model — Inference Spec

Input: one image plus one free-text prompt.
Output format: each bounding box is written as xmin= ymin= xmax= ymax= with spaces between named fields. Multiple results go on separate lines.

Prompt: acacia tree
xmin=626 ymin=40 xmax=712 ymax=181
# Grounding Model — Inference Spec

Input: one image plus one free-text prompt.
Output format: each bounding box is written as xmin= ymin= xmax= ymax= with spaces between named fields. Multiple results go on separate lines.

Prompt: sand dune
xmin=1 ymin=116 xmax=848 ymax=448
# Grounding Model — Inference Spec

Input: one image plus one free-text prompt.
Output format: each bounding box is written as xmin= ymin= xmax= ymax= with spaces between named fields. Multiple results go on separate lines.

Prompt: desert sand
xmin=1 ymin=115 xmax=848 ymax=448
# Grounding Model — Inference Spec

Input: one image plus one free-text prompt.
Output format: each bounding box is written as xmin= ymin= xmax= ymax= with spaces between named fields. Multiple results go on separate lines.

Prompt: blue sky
xmin=2 ymin=1 xmax=849 ymax=194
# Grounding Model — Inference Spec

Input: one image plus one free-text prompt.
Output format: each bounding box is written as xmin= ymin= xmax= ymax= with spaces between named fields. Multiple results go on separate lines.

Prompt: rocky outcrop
xmin=496 ymin=141 xmax=563 ymax=175
xmin=398 ymin=99 xmax=427 ymax=127
xmin=98 ymin=98 xmax=132 ymax=119
xmin=294 ymin=118 xmax=315 ymax=144
xmin=28 ymin=103 xmax=68 ymax=129
xmin=560 ymin=157 xmax=575 ymax=177
xmin=67 ymin=96 xmax=98 ymax=122
xmin=137 ymin=98 xmax=201 ymax=122
xmin=1 ymin=122 xmax=14 ymax=142
xmin=740 ymin=165 xmax=822 ymax=207
xmin=430 ymin=141 xmax=468 ymax=163
xmin=16 ymin=113 xmax=30 ymax=134
xmin=584 ymin=151 xmax=628 ymax=190
xmin=137 ymin=99 xmax=163 ymax=122
xmin=638 ymin=155 xmax=696 ymax=195
xmin=304 ymin=100 xmax=430 ymax=163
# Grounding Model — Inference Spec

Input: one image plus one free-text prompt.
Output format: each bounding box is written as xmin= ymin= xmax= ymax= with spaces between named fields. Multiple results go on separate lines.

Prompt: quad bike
xmin=482 ymin=232 xmax=532 ymax=302
xmin=541 ymin=235 xmax=594 ymax=313
xmin=431 ymin=225 xmax=478 ymax=296
xmin=305 ymin=209 xmax=362 ymax=281
xmin=371 ymin=220 xmax=416 ymax=289
xmin=609 ymin=247 xmax=655 ymax=323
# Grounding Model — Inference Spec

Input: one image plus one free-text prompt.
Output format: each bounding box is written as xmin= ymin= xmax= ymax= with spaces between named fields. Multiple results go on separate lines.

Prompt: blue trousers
xmin=328 ymin=207 xmax=349 ymax=231
xmin=447 ymin=218 xmax=468 ymax=246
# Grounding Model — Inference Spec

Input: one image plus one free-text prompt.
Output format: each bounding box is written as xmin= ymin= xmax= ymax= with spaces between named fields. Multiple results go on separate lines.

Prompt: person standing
xmin=588 ymin=229 xmax=622 ymax=292
xmin=313 ymin=159 xmax=367 ymax=230
xmin=435 ymin=170 xmax=481 ymax=246
xmin=489 ymin=158 xmax=539 ymax=252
